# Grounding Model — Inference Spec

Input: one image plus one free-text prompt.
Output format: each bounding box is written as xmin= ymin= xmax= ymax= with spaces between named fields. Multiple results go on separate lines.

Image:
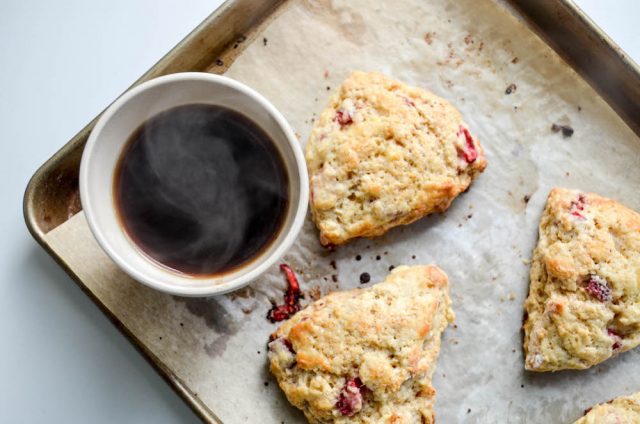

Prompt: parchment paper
xmin=44 ymin=0 xmax=640 ymax=422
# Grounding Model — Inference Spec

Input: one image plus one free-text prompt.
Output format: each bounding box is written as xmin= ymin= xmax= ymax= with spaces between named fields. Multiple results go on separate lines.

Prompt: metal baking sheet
xmin=23 ymin=0 xmax=640 ymax=422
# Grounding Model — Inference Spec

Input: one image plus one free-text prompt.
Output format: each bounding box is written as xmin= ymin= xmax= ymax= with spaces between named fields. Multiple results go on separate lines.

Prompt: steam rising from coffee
xmin=115 ymin=104 xmax=289 ymax=276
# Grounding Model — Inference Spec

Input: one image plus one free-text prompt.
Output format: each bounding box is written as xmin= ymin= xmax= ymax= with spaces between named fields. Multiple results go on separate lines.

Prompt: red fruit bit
xmin=584 ymin=275 xmax=612 ymax=302
xmin=267 ymin=264 xmax=303 ymax=322
xmin=335 ymin=377 xmax=366 ymax=417
xmin=268 ymin=337 xmax=296 ymax=369
xmin=269 ymin=336 xmax=295 ymax=354
xmin=334 ymin=109 xmax=353 ymax=128
xmin=456 ymin=126 xmax=478 ymax=164
xmin=607 ymin=328 xmax=623 ymax=352
xmin=570 ymin=194 xmax=587 ymax=219
xmin=281 ymin=338 xmax=295 ymax=353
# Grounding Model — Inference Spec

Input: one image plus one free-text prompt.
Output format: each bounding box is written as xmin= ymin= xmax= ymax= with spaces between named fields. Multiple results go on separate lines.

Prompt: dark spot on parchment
xmin=176 ymin=297 xmax=241 ymax=357
xmin=551 ymin=123 xmax=574 ymax=138
xmin=505 ymin=83 xmax=517 ymax=95
xmin=263 ymin=37 xmax=268 ymax=46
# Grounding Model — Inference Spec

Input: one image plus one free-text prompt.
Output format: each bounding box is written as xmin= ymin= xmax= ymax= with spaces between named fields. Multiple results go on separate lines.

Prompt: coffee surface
xmin=114 ymin=104 xmax=289 ymax=276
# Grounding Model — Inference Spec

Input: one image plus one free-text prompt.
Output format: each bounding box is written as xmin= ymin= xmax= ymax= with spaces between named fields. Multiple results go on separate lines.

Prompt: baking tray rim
xmin=22 ymin=0 xmax=640 ymax=422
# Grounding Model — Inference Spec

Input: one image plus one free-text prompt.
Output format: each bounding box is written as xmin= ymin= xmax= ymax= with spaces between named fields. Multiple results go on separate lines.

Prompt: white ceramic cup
xmin=80 ymin=72 xmax=308 ymax=297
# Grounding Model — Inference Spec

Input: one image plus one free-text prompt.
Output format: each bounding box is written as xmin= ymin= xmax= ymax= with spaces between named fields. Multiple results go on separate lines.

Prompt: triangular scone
xmin=268 ymin=265 xmax=454 ymax=423
xmin=574 ymin=392 xmax=640 ymax=423
xmin=523 ymin=187 xmax=640 ymax=371
xmin=305 ymin=71 xmax=487 ymax=246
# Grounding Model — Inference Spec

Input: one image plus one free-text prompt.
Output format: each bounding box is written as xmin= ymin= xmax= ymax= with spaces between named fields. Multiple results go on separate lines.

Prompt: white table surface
xmin=0 ymin=1 xmax=637 ymax=422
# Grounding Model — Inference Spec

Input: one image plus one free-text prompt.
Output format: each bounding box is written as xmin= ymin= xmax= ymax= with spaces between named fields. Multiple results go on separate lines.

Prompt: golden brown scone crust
xmin=574 ymin=392 xmax=640 ymax=424
xmin=523 ymin=187 xmax=640 ymax=371
xmin=268 ymin=265 xmax=454 ymax=423
xmin=305 ymin=71 xmax=487 ymax=246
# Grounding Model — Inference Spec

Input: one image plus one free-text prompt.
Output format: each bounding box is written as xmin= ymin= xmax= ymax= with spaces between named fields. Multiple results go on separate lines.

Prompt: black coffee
xmin=114 ymin=104 xmax=289 ymax=276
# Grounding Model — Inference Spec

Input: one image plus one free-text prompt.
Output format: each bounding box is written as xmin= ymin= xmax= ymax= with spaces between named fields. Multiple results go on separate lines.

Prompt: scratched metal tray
xmin=22 ymin=0 xmax=640 ymax=422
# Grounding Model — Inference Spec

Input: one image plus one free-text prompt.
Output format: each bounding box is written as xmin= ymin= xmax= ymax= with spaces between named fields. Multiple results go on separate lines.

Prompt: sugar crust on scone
xmin=574 ymin=392 xmax=640 ymax=424
xmin=523 ymin=187 xmax=640 ymax=372
xmin=267 ymin=265 xmax=454 ymax=423
xmin=305 ymin=71 xmax=487 ymax=246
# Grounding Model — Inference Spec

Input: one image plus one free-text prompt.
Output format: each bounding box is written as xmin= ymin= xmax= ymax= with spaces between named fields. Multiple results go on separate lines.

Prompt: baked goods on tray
xmin=305 ymin=71 xmax=487 ymax=246
xmin=523 ymin=187 xmax=640 ymax=371
xmin=574 ymin=391 xmax=640 ymax=423
xmin=267 ymin=265 xmax=454 ymax=423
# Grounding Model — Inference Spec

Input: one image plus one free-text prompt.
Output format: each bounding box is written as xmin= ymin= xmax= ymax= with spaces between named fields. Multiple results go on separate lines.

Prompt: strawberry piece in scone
xmin=268 ymin=265 xmax=454 ymax=423
xmin=305 ymin=71 xmax=487 ymax=246
xmin=523 ymin=187 xmax=640 ymax=371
